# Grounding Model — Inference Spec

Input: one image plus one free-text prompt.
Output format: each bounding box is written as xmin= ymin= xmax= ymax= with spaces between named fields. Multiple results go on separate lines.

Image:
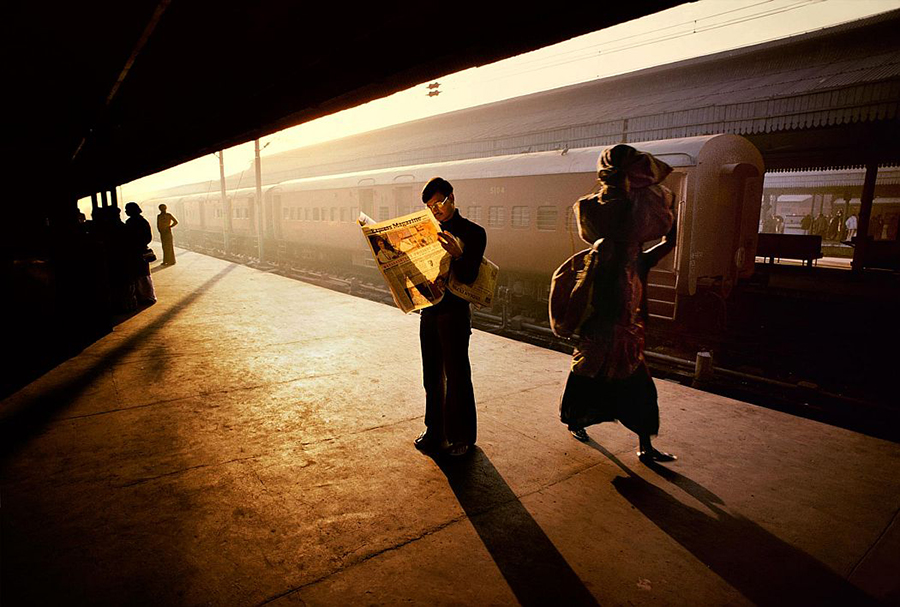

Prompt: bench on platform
xmin=756 ymin=233 xmax=822 ymax=268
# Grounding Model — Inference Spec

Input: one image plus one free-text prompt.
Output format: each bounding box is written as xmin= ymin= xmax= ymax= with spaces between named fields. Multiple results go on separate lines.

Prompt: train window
xmin=283 ymin=208 xmax=290 ymax=220
xmin=340 ymin=207 xmax=348 ymax=222
xmin=313 ymin=208 xmax=320 ymax=221
xmin=378 ymin=206 xmax=390 ymax=221
xmin=331 ymin=207 xmax=338 ymax=221
xmin=467 ymin=206 xmax=482 ymax=224
xmin=305 ymin=208 xmax=311 ymax=221
xmin=537 ymin=206 xmax=557 ymax=231
xmin=511 ymin=206 xmax=530 ymax=229
xmin=321 ymin=207 xmax=327 ymax=221
xmin=488 ymin=206 xmax=506 ymax=229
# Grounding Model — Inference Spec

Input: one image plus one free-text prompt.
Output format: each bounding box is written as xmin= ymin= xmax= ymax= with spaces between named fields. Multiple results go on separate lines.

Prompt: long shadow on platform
xmin=0 ymin=264 xmax=237 ymax=465
xmin=438 ymin=449 xmax=599 ymax=607
xmin=2 ymin=259 xmax=183 ymax=402
xmin=588 ymin=441 xmax=877 ymax=607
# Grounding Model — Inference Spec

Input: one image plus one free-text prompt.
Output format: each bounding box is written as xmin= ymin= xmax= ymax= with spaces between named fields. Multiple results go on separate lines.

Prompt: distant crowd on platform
xmin=799 ymin=210 xmax=856 ymax=242
xmin=60 ymin=200 xmax=184 ymax=317
xmin=69 ymin=204 xmax=157 ymax=313
xmin=760 ymin=209 xmax=863 ymax=242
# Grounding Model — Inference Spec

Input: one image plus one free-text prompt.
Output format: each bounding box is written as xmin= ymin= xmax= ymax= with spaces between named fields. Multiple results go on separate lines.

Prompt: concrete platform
xmin=2 ymin=248 xmax=898 ymax=606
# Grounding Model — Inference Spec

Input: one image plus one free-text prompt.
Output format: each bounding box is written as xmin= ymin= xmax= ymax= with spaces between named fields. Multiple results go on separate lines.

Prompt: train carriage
xmin=149 ymin=134 xmax=763 ymax=322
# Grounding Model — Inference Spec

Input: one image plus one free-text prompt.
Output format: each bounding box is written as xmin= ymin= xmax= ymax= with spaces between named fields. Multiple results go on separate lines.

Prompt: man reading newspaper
xmin=414 ymin=177 xmax=486 ymax=457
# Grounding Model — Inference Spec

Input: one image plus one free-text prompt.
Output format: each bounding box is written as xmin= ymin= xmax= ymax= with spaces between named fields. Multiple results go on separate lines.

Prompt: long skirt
xmin=135 ymin=274 xmax=157 ymax=304
xmin=559 ymin=362 xmax=659 ymax=436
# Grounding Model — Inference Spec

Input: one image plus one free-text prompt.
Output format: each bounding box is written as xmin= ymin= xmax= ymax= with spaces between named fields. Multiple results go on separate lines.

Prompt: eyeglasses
xmin=426 ymin=195 xmax=450 ymax=212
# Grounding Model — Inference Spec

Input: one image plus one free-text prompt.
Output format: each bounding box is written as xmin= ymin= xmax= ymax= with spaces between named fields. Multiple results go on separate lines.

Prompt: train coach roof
xmin=270 ymin=136 xmax=719 ymax=192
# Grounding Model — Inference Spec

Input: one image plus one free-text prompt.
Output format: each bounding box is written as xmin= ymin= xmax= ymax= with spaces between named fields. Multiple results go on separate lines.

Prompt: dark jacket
xmin=427 ymin=209 xmax=486 ymax=314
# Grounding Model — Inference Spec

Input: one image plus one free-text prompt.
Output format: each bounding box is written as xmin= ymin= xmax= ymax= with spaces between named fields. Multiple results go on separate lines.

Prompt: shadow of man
xmin=587 ymin=441 xmax=877 ymax=607
xmin=437 ymin=448 xmax=599 ymax=607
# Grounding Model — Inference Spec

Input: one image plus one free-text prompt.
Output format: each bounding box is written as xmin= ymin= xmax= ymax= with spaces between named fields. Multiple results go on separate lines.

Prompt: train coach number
xmin=490 ymin=186 xmax=506 ymax=195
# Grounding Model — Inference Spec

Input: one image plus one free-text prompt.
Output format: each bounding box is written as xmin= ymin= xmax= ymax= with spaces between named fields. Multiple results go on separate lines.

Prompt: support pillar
xmin=255 ymin=139 xmax=264 ymax=262
xmin=852 ymin=162 xmax=878 ymax=272
xmin=101 ymin=190 xmax=109 ymax=208
xmin=218 ymin=151 xmax=231 ymax=254
xmin=109 ymin=187 xmax=118 ymax=209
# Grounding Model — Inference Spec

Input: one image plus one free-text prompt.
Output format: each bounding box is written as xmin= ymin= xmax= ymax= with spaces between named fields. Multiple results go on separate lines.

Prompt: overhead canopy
xmin=225 ymin=8 xmax=900 ymax=188
xmin=3 ymin=0 xmax=681 ymax=200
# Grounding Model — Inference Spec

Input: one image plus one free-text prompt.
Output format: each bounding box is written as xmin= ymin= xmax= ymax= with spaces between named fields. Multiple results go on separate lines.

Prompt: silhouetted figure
xmin=96 ymin=206 xmax=135 ymax=312
xmin=774 ymin=214 xmax=784 ymax=234
xmin=872 ymin=213 xmax=885 ymax=240
xmin=800 ymin=213 xmax=813 ymax=234
xmin=812 ymin=212 xmax=829 ymax=237
xmin=125 ymin=202 xmax=156 ymax=305
xmin=157 ymin=203 xmax=179 ymax=265
xmin=560 ymin=144 xmax=677 ymax=464
xmin=414 ymin=177 xmax=486 ymax=458
xmin=845 ymin=213 xmax=858 ymax=241
xmin=826 ymin=209 xmax=844 ymax=242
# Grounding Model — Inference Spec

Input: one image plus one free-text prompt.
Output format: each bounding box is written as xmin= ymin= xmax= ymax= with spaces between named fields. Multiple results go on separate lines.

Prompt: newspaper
xmin=360 ymin=210 xmax=498 ymax=314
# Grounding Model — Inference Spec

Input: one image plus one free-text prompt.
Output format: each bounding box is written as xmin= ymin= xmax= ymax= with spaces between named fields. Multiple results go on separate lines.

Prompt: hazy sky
xmin=115 ymin=0 xmax=899 ymax=203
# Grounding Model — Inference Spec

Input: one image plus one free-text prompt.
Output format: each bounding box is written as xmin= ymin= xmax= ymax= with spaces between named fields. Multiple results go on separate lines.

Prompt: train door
xmin=358 ymin=179 xmax=375 ymax=220
xmin=646 ymin=171 xmax=685 ymax=321
xmin=265 ymin=190 xmax=281 ymax=240
xmin=393 ymin=174 xmax=415 ymax=218
xmin=723 ymin=163 xmax=764 ymax=285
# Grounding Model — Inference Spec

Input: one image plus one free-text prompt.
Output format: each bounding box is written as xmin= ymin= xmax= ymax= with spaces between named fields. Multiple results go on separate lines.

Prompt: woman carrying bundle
xmin=559 ymin=144 xmax=677 ymax=463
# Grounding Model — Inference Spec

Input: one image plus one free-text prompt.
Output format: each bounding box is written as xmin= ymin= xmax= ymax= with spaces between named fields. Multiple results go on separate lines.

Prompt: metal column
xmin=852 ymin=162 xmax=878 ymax=272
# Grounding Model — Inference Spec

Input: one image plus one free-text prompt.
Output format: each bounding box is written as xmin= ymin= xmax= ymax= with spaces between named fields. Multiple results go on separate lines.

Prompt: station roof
xmin=233 ymin=8 xmax=900 ymax=185
xmin=2 ymin=1 xmax=681 ymax=200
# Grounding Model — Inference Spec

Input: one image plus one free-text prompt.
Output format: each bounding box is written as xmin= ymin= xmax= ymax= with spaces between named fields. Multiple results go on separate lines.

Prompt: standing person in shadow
xmin=157 ymin=203 xmax=179 ymax=265
xmin=100 ymin=206 xmax=135 ymax=312
xmin=125 ymin=202 xmax=157 ymax=305
xmin=414 ymin=177 xmax=486 ymax=458
xmin=559 ymin=144 xmax=677 ymax=464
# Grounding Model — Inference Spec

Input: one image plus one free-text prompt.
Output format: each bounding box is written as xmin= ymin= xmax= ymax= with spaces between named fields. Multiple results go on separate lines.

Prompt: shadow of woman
xmin=586 ymin=441 xmax=877 ymax=607
xmin=437 ymin=448 xmax=600 ymax=607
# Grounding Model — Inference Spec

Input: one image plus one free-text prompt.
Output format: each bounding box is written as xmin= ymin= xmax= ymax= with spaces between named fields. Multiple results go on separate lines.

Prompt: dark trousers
xmin=420 ymin=307 xmax=476 ymax=445
xmin=161 ymin=230 xmax=176 ymax=264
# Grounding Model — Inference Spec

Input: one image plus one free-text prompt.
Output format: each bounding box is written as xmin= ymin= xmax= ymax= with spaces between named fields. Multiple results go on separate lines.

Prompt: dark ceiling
xmin=3 ymin=1 xmax=683 ymax=200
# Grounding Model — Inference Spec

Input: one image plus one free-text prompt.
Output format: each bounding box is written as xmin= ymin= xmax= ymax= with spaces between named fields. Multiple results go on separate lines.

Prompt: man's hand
xmin=437 ymin=231 xmax=463 ymax=258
